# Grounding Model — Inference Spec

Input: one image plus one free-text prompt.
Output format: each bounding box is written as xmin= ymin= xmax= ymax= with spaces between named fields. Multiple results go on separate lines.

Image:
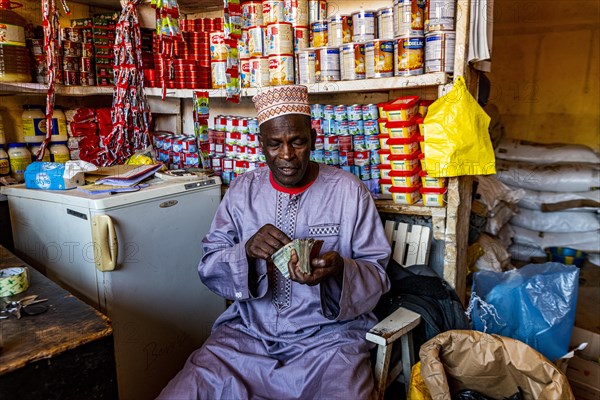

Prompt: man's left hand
xmin=288 ymin=250 xmax=344 ymax=286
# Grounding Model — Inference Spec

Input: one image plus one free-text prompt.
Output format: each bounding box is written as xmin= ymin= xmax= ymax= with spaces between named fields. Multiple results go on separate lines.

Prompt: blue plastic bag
xmin=467 ymin=263 xmax=579 ymax=361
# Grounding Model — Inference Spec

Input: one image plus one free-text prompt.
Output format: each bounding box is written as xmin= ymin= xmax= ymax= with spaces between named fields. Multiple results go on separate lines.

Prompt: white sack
xmin=511 ymin=224 xmax=600 ymax=253
xmin=510 ymin=209 xmax=600 ymax=233
xmin=495 ymin=138 xmax=600 ymax=165
xmin=508 ymin=243 xmax=547 ymax=262
xmin=508 ymin=186 xmax=600 ymax=211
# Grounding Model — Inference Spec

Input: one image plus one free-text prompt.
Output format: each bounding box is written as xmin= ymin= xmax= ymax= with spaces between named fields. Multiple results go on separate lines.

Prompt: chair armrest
xmin=366 ymin=307 xmax=421 ymax=346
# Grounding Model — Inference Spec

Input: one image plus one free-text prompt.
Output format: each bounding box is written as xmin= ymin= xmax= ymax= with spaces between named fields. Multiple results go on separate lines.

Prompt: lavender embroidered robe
xmin=158 ymin=164 xmax=391 ymax=400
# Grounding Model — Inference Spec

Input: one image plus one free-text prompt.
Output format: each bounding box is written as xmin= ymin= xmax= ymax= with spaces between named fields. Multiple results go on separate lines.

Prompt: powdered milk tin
xmin=395 ymin=0 xmax=425 ymax=36
xmin=269 ymin=53 xmax=295 ymax=85
xmin=376 ymin=7 xmax=394 ymax=39
xmin=242 ymin=1 xmax=264 ymax=28
xmin=311 ymin=19 xmax=328 ymax=47
xmin=315 ymin=46 xmax=340 ymax=82
xmin=247 ymin=25 xmax=265 ymax=57
xmin=308 ymin=0 xmax=327 ymax=24
xmin=329 ymin=15 xmax=352 ymax=46
xmin=284 ymin=0 xmax=309 ymax=26
xmin=211 ymin=60 xmax=227 ymax=88
xmin=425 ymin=0 xmax=455 ymax=32
xmin=424 ymin=31 xmax=455 ymax=73
xmin=311 ymin=103 xmax=324 ymax=118
xmin=210 ymin=31 xmax=227 ymax=60
xmin=347 ymin=104 xmax=363 ymax=120
xmin=340 ymin=42 xmax=366 ymax=80
xmin=250 ymin=56 xmax=270 ymax=87
xmin=323 ymin=104 xmax=335 ymax=120
xmin=263 ymin=0 xmax=285 ymax=24
xmin=296 ymin=49 xmax=317 ymax=85
xmin=334 ymin=105 xmax=348 ymax=121
xmin=365 ymin=39 xmax=394 ymax=78
xmin=266 ymin=22 xmax=294 ymax=55
xmin=394 ymin=35 xmax=424 ymax=76
xmin=294 ymin=26 xmax=310 ymax=51
xmin=362 ymin=104 xmax=379 ymax=120
xmin=351 ymin=10 xmax=376 ymax=42
xmin=240 ymin=57 xmax=251 ymax=88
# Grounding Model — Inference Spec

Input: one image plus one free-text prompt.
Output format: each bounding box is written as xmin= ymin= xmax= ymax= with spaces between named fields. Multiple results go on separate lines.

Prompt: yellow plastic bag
xmin=423 ymin=76 xmax=495 ymax=177
xmin=408 ymin=362 xmax=432 ymax=400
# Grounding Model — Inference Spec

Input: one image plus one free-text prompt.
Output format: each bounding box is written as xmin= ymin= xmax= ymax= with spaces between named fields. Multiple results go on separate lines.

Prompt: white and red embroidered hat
xmin=252 ymin=85 xmax=311 ymax=125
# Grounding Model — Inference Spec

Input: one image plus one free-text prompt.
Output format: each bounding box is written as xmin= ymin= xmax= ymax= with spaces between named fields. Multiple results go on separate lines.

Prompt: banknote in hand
xmin=271 ymin=238 xmax=324 ymax=279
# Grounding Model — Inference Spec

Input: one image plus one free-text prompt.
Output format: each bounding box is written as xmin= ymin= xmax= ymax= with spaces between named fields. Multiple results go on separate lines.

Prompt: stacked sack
xmin=65 ymin=108 xmax=100 ymax=163
xmin=494 ymin=138 xmax=600 ymax=266
xmin=469 ymin=175 xmax=525 ymax=272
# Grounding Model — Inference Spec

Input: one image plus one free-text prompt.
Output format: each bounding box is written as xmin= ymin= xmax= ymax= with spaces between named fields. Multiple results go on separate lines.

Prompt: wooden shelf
xmin=374 ymin=199 xmax=444 ymax=217
xmin=0 ymin=73 xmax=448 ymax=98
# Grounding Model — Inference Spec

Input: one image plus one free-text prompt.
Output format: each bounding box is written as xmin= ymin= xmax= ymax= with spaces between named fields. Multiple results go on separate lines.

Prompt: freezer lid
xmin=1 ymin=177 xmax=222 ymax=209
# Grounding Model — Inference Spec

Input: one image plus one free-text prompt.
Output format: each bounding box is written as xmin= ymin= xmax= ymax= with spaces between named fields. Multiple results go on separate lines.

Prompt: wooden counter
xmin=0 ymin=245 xmax=117 ymax=400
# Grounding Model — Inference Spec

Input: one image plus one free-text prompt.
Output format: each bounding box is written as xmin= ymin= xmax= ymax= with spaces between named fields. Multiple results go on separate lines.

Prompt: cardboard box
xmin=568 ymin=327 xmax=600 ymax=400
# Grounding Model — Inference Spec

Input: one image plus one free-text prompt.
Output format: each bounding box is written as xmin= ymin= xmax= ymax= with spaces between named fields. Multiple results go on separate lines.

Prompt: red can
xmin=80 ymin=57 xmax=93 ymax=72
xmin=338 ymin=134 xmax=353 ymax=151
xmin=82 ymin=43 xmax=95 ymax=57
xmin=79 ymin=72 xmax=95 ymax=86
xmin=62 ymin=56 xmax=80 ymax=71
xmin=63 ymin=70 xmax=79 ymax=86
xmin=62 ymin=40 xmax=82 ymax=57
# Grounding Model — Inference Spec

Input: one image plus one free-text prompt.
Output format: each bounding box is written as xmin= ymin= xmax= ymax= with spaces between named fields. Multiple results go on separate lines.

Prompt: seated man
xmin=158 ymin=85 xmax=391 ymax=400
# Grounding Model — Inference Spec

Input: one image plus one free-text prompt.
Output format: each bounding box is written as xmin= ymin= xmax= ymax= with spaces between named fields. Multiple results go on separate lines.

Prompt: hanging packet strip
xmin=224 ymin=0 xmax=242 ymax=104
xmin=152 ymin=0 xmax=183 ymax=99
xmin=423 ymin=76 xmax=495 ymax=177
xmin=193 ymin=91 xmax=210 ymax=168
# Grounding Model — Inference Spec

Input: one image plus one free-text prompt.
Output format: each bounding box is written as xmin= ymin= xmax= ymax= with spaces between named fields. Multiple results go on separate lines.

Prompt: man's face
xmin=259 ymin=114 xmax=315 ymax=188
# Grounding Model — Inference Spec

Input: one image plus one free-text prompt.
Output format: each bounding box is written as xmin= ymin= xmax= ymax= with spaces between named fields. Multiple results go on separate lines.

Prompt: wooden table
xmin=0 ymin=245 xmax=118 ymax=400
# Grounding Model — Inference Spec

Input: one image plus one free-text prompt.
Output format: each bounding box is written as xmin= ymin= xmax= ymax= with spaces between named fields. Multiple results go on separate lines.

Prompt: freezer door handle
xmin=91 ymin=215 xmax=118 ymax=272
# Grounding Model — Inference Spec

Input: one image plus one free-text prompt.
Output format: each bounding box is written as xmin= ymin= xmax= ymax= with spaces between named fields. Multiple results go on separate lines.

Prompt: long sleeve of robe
xmin=157 ymin=164 xmax=392 ymax=400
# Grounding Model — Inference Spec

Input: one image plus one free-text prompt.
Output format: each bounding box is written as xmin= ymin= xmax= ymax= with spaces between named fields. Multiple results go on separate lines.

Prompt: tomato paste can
xmin=250 ymin=56 xmax=270 ymax=87
xmin=340 ymin=42 xmax=366 ymax=80
xmin=79 ymin=72 xmax=95 ymax=86
xmin=62 ymin=56 xmax=80 ymax=71
xmin=82 ymin=43 xmax=94 ymax=57
xmin=338 ymin=134 xmax=352 ymax=151
xmin=339 ymin=150 xmax=354 ymax=166
xmin=308 ymin=0 xmax=327 ymax=24
xmin=269 ymin=53 xmax=295 ymax=85
xmin=354 ymin=150 xmax=370 ymax=166
xmin=63 ymin=70 xmax=79 ymax=86
xmin=425 ymin=0 xmax=456 ymax=32
xmin=328 ymin=15 xmax=352 ymax=46
xmin=62 ymin=40 xmax=82 ymax=57
xmin=395 ymin=0 xmax=426 ymax=36
xmin=315 ymin=45 xmax=340 ymax=82
xmin=263 ymin=0 xmax=285 ymax=24
xmin=242 ymin=1 xmax=264 ymax=28
xmin=296 ymin=49 xmax=317 ymax=85
xmin=247 ymin=25 xmax=265 ymax=57
xmin=376 ymin=7 xmax=394 ymax=39
xmin=80 ymin=57 xmax=93 ymax=73
xmin=266 ymin=22 xmax=294 ymax=55
xmin=284 ymin=0 xmax=309 ymax=26
xmin=293 ymin=25 xmax=310 ymax=51
xmin=365 ymin=39 xmax=394 ymax=78
xmin=424 ymin=30 xmax=455 ymax=73
xmin=310 ymin=19 xmax=328 ymax=47
xmin=210 ymin=31 xmax=227 ymax=61
xmin=314 ymin=134 xmax=324 ymax=150
xmin=351 ymin=10 xmax=376 ymax=42
xmin=394 ymin=35 xmax=424 ymax=76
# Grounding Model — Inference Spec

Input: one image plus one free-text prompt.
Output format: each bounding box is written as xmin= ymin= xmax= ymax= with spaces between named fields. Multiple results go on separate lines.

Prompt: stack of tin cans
xmin=58 ymin=18 xmax=95 ymax=86
xmin=145 ymin=18 xmax=222 ymax=89
xmin=296 ymin=0 xmax=456 ymax=85
xmin=91 ymin=12 xmax=118 ymax=86
xmin=309 ymin=103 xmax=381 ymax=193
xmin=28 ymin=37 xmax=48 ymax=84
xmin=153 ymin=132 xmax=202 ymax=170
xmin=208 ymin=115 xmax=267 ymax=184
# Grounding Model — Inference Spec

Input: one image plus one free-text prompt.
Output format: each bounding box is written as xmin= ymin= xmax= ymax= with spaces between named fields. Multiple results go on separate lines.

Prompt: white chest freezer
xmin=2 ymin=178 xmax=226 ymax=400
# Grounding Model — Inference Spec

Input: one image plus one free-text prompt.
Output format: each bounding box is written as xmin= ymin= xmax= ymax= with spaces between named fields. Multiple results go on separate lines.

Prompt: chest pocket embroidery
xmin=308 ymin=224 xmax=340 ymax=237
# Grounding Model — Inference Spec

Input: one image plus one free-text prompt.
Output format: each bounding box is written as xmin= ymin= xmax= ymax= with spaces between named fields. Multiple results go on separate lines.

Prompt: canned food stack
xmin=153 ymin=132 xmax=202 ymax=170
xmin=208 ymin=115 xmax=267 ymax=184
xmin=309 ymin=103 xmax=381 ymax=194
xmin=91 ymin=13 xmax=119 ymax=86
xmin=28 ymin=37 xmax=47 ymax=84
xmin=145 ymin=18 xmax=222 ymax=89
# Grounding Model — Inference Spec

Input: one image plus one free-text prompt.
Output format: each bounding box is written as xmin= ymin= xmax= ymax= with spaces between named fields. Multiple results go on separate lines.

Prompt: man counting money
xmin=158 ymin=85 xmax=391 ymax=399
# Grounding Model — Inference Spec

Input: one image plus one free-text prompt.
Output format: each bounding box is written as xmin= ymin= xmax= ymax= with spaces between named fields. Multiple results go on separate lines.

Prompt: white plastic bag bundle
xmin=495 ymin=138 xmax=600 ymax=165
xmin=508 ymin=243 xmax=547 ymax=262
xmin=475 ymin=233 xmax=512 ymax=272
xmin=511 ymin=224 xmax=600 ymax=253
xmin=475 ymin=175 xmax=525 ymax=211
xmin=512 ymin=186 xmax=600 ymax=211
xmin=496 ymin=160 xmax=600 ymax=192
xmin=510 ymin=209 xmax=600 ymax=233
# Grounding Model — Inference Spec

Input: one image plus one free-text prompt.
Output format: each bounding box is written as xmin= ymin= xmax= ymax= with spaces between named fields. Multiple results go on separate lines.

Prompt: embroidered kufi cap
xmin=252 ymin=85 xmax=311 ymax=125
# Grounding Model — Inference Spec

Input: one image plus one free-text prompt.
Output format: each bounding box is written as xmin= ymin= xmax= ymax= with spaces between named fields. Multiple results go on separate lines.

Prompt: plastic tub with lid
xmin=420 ymin=187 xmax=447 ymax=207
xmin=416 ymin=116 xmax=425 ymax=135
xmin=388 ymin=152 xmax=420 ymax=171
xmin=386 ymin=117 xmax=419 ymax=138
xmin=418 ymin=99 xmax=434 ymax=117
xmin=378 ymin=134 xmax=390 ymax=150
xmin=377 ymin=101 xmax=389 ymax=118
xmin=378 ymin=149 xmax=391 ymax=165
xmin=390 ymin=185 xmax=421 ymax=205
xmin=377 ymin=118 xmax=388 ymax=135
xmin=419 ymin=170 xmax=447 ymax=188
xmin=383 ymin=95 xmax=419 ymax=121
xmin=387 ymin=136 xmax=419 ymax=155
xmin=418 ymin=151 xmax=426 ymax=171
xmin=379 ymin=164 xmax=392 ymax=180
xmin=379 ymin=178 xmax=393 ymax=196
xmin=390 ymin=167 xmax=421 ymax=188
xmin=417 ymin=134 xmax=425 ymax=153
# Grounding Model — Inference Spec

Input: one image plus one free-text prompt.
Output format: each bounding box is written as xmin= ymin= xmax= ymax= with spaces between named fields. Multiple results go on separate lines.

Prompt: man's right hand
xmin=245 ymin=224 xmax=291 ymax=261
